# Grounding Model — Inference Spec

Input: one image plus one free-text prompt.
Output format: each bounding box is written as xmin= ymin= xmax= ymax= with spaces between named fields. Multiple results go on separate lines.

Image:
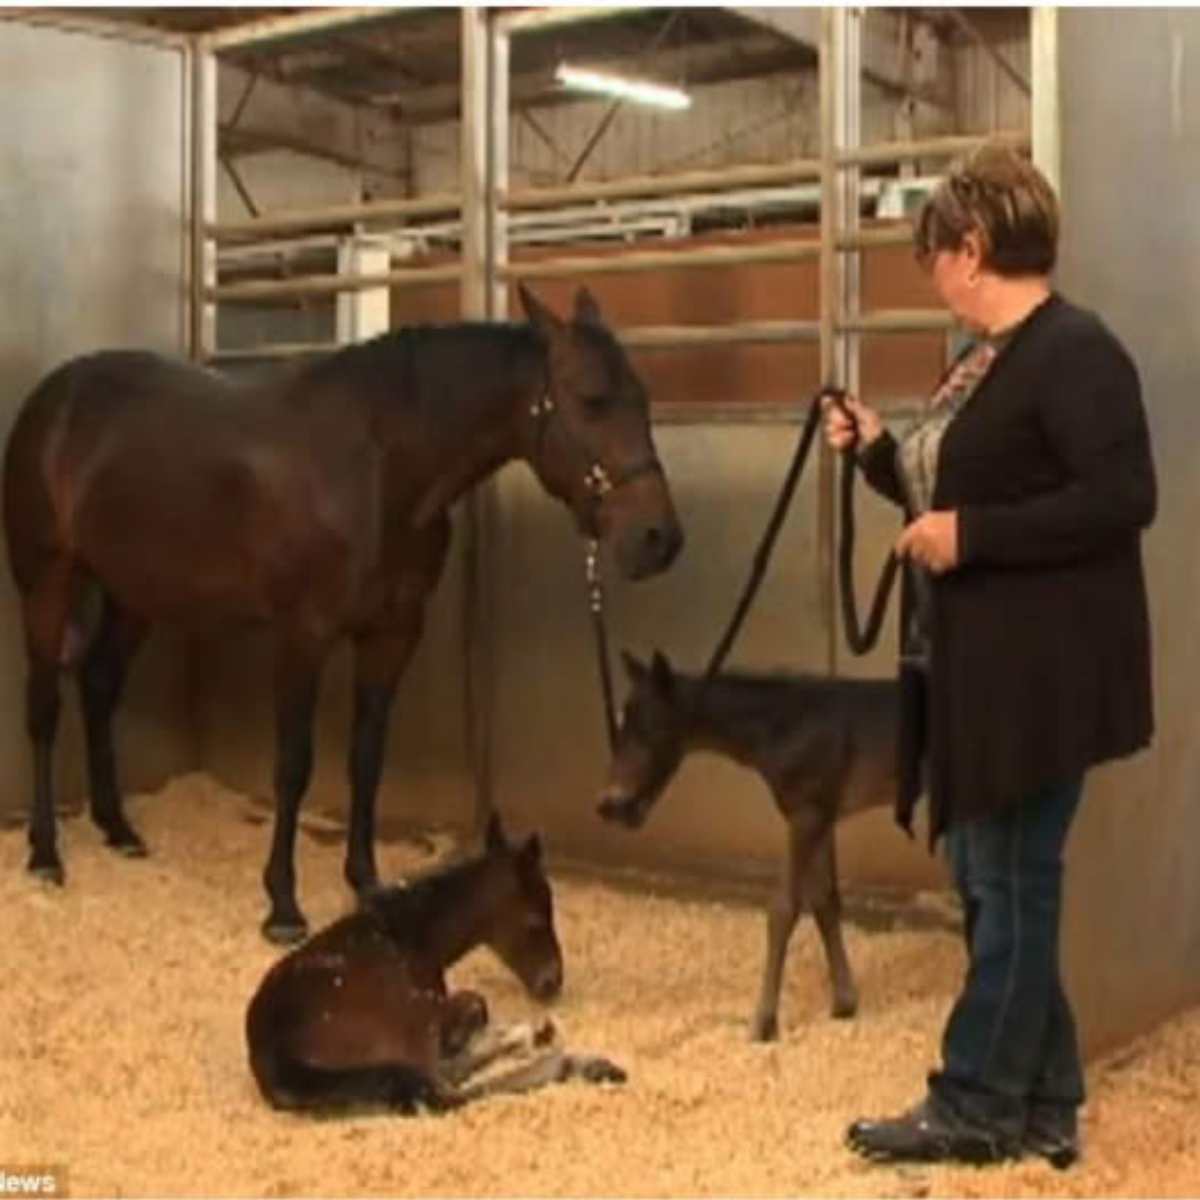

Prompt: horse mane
xmin=293 ymin=323 xmax=544 ymax=388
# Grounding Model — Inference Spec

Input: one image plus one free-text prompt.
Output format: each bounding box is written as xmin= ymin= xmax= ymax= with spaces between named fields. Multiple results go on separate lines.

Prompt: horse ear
xmin=518 ymin=283 xmax=564 ymax=337
xmin=650 ymin=649 xmax=675 ymax=694
xmin=485 ymin=811 xmax=507 ymax=853
xmin=574 ymin=286 xmax=604 ymax=327
xmin=621 ymin=650 xmax=648 ymax=684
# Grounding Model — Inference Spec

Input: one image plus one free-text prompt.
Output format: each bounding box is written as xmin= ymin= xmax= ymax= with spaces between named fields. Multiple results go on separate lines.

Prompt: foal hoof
xmin=572 ymin=1055 xmax=627 ymax=1086
xmin=262 ymin=912 xmax=309 ymax=946
xmin=27 ymin=858 xmax=65 ymax=887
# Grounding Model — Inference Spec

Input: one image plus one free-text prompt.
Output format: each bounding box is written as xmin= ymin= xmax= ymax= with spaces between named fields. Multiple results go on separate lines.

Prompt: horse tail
xmin=250 ymin=1049 xmax=462 ymax=1115
xmin=2 ymin=356 xmax=93 ymax=593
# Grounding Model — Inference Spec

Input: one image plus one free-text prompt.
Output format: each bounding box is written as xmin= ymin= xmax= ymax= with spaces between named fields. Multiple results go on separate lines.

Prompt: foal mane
xmin=362 ymin=849 xmax=506 ymax=948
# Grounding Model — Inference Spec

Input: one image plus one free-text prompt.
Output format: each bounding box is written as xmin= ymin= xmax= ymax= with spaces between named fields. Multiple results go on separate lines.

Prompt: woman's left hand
xmin=896 ymin=511 xmax=959 ymax=573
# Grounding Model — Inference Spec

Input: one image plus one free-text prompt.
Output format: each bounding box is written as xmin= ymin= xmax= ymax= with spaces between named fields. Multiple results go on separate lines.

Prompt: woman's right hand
xmin=821 ymin=392 xmax=884 ymax=451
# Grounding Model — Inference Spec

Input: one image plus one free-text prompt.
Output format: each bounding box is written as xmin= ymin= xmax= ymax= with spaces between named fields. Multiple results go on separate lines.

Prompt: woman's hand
xmin=896 ymin=511 xmax=960 ymax=573
xmin=821 ymin=392 xmax=884 ymax=451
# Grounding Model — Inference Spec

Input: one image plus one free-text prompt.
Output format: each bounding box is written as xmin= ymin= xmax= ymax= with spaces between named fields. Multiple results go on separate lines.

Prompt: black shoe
xmin=1022 ymin=1109 xmax=1080 ymax=1170
xmin=847 ymin=1100 xmax=1020 ymax=1166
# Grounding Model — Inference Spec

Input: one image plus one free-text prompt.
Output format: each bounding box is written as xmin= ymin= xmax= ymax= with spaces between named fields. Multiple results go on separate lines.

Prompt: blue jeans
xmin=927 ymin=776 xmax=1086 ymax=1139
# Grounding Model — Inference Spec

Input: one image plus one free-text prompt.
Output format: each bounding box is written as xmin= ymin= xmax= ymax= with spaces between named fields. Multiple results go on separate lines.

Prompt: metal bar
xmin=209 ymin=192 xmax=462 ymax=241
xmin=505 ymin=156 xmax=824 ymax=210
xmin=818 ymin=8 xmax=839 ymax=674
xmin=837 ymin=130 xmax=1029 ymax=168
xmin=838 ymin=309 xmax=954 ymax=333
xmin=209 ymin=341 xmax=338 ymax=362
xmin=497 ymin=6 xmax=641 ymax=34
xmin=1030 ymin=8 xmax=1060 ymax=191
xmin=621 ymin=321 xmax=820 ymax=348
xmin=838 ymin=225 xmax=914 ymax=251
xmin=460 ymin=7 xmax=496 ymax=841
xmin=220 ymin=155 xmax=259 ymax=219
xmin=200 ymin=7 xmax=401 ymax=52
xmin=188 ymin=42 xmax=216 ymax=362
xmin=950 ymin=9 xmax=1032 ymax=97
xmin=208 ymin=264 xmax=463 ymax=303
xmin=502 ymin=239 xmax=821 ymax=282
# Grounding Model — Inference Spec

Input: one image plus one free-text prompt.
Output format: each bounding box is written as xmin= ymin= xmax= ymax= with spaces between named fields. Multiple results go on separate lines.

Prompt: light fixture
xmin=555 ymin=63 xmax=691 ymax=111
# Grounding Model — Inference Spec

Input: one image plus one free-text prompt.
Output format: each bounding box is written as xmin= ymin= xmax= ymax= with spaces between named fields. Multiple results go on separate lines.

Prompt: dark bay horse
xmin=597 ymin=651 xmax=897 ymax=1041
xmin=246 ymin=813 xmax=626 ymax=1113
xmin=2 ymin=285 xmax=683 ymax=942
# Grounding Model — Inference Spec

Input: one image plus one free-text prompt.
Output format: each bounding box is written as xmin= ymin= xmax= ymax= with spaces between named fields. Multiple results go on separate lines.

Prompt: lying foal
xmin=598 ymin=650 xmax=898 ymax=1041
xmin=246 ymin=814 xmax=625 ymax=1113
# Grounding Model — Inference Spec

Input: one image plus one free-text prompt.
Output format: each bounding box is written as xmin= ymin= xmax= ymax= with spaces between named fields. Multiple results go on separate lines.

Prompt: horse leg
xmin=452 ymin=1046 xmax=626 ymax=1102
xmin=750 ymin=801 xmax=830 ymax=1042
xmin=344 ymin=617 xmax=424 ymax=899
xmin=440 ymin=1016 xmax=559 ymax=1086
xmin=439 ymin=989 xmax=490 ymax=1057
xmin=261 ymin=633 xmax=327 ymax=944
xmin=807 ymin=831 xmax=859 ymax=1019
xmin=79 ymin=596 xmax=149 ymax=856
xmin=19 ymin=561 xmax=83 ymax=884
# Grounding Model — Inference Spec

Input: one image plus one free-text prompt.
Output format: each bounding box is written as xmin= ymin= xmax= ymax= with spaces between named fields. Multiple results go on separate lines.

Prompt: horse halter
xmin=528 ymin=389 xmax=664 ymax=521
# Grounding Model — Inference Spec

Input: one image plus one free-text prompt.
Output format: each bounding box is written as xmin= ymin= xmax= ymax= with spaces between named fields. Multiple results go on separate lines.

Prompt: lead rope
xmin=584 ymin=538 xmax=620 ymax=751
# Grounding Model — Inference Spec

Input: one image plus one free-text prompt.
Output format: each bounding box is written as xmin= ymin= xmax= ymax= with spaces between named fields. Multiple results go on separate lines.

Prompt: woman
xmin=823 ymin=144 xmax=1156 ymax=1168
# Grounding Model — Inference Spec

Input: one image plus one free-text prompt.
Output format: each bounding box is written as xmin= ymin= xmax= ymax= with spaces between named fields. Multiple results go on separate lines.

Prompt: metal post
xmin=188 ymin=39 xmax=217 ymax=362
xmin=460 ymin=8 xmax=508 ymax=838
xmin=817 ymin=9 xmax=840 ymax=675
xmin=1030 ymin=7 xmax=1061 ymax=192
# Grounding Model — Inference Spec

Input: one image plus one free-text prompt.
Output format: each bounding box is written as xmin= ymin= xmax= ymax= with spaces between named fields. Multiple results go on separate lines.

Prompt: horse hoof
xmin=262 ymin=914 xmax=309 ymax=945
xmin=750 ymin=1016 xmax=778 ymax=1043
xmin=108 ymin=833 xmax=148 ymax=858
xmin=28 ymin=859 xmax=65 ymax=887
xmin=831 ymin=999 xmax=858 ymax=1020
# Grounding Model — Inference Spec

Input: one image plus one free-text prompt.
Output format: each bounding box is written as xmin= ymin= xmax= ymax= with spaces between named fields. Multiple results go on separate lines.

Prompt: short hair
xmin=914 ymin=142 xmax=1060 ymax=276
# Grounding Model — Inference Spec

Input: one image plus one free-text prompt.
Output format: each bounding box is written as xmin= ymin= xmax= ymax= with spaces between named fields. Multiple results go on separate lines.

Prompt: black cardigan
xmin=859 ymin=293 xmax=1157 ymax=842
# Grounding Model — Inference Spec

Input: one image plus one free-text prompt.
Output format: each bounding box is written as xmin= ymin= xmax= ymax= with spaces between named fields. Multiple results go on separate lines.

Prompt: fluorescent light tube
xmin=555 ymin=63 xmax=691 ymax=111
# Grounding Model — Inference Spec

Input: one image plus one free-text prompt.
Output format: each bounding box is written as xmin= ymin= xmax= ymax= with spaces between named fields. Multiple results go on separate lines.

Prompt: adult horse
xmin=2 ymin=284 xmax=683 ymax=941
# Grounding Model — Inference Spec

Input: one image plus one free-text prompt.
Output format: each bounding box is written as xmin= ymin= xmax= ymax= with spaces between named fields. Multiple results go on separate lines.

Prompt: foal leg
xmin=751 ymin=802 xmax=831 ymax=1042
xmin=19 ymin=561 xmax=83 ymax=884
xmin=807 ymin=832 xmax=858 ymax=1019
xmin=261 ymin=632 xmax=327 ymax=944
xmin=79 ymin=596 xmax=149 ymax=856
xmin=345 ymin=615 xmax=424 ymax=899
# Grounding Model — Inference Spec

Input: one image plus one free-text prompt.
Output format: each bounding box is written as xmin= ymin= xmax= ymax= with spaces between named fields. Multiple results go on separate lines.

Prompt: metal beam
xmin=200 ymin=8 xmax=405 ymax=52
xmin=497 ymin=7 xmax=642 ymax=35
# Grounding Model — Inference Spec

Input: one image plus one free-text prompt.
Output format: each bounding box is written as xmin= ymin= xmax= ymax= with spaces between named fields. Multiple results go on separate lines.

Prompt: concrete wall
xmin=1054 ymin=8 xmax=1200 ymax=1054
xmin=0 ymin=18 xmax=194 ymax=821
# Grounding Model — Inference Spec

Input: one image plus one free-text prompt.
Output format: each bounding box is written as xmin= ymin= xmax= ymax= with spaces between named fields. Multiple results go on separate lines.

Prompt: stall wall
xmin=1054 ymin=8 xmax=1200 ymax=1053
xmin=0 ymin=19 xmax=194 ymax=822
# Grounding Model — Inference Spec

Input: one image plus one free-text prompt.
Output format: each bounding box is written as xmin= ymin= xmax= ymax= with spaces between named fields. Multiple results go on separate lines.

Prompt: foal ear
xmin=518 ymin=283 xmax=564 ymax=336
xmin=518 ymin=833 xmax=544 ymax=870
xmin=620 ymin=649 xmax=648 ymax=684
xmin=485 ymin=811 xmax=507 ymax=853
xmin=574 ymin=286 xmax=604 ymax=328
xmin=650 ymin=649 xmax=676 ymax=694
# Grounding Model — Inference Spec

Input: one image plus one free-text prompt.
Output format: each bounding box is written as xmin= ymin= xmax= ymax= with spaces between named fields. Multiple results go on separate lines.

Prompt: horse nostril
xmin=643 ymin=523 xmax=682 ymax=567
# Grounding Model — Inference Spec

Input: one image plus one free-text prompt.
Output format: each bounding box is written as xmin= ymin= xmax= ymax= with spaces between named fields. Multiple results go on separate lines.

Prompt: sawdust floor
xmin=2 ymin=773 xmax=1199 ymax=1198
